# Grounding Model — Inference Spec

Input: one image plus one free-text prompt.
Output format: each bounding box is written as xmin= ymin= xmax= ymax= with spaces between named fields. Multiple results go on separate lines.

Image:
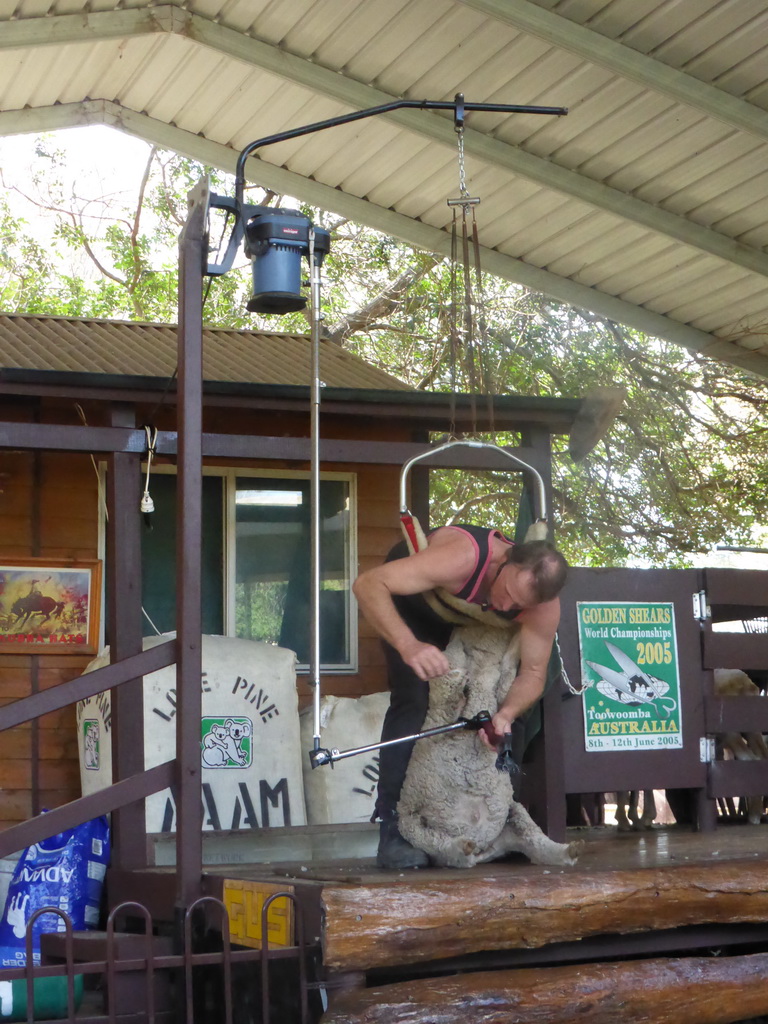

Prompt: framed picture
xmin=0 ymin=559 xmax=102 ymax=654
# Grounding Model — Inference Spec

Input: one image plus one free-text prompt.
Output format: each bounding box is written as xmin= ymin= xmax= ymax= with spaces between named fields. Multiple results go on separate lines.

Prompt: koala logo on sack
xmin=83 ymin=720 xmax=100 ymax=770
xmin=201 ymin=717 xmax=253 ymax=768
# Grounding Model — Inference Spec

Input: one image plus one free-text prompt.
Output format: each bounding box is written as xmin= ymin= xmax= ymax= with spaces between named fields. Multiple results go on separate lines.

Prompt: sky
xmin=1 ymin=125 xmax=153 ymax=218
xmin=0 ymin=125 xmax=163 ymax=285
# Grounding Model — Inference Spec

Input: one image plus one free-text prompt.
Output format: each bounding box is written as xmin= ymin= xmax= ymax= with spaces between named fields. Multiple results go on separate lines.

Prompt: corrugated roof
xmin=0 ymin=314 xmax=413 ymax=391
xmin=2 ymin=1 xmax=768 ymax=377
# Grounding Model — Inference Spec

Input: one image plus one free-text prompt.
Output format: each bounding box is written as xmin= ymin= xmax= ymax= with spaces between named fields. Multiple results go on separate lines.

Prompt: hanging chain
xmin=555 ymin=632 xmax=591 ymax=695
xmin=447 ymin=121 xmax=489 ymax=436
xmin=456 ymin=125 xmax=470 ymax=200
xmin=448 ymin=121 xmax=480 ymax=209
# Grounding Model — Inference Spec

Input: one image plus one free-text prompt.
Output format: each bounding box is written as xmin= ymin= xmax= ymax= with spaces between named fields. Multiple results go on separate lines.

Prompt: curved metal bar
xmin=24 ymin=906 xmax=75 ymax=1024
xmin=261 ymin=892 xmax=308 ymax=1024
xmin=234 ymin=98 xmax=567 ymax=207
xmin=212 ymin=99 xmax=567 ymax=277
xmin=184 ymin=897 xmax=233 ymax=1024
xmin=399 ymin=438 xmax=548 ymax=523
xmin=107 ymin=902 xmax=155 ymax=1024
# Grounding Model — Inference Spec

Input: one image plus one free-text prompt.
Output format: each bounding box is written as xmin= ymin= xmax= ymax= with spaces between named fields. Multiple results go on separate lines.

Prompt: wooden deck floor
xmin=304 ymin=825 xmax=768 ymax=1024
xmin=203 ymin=820 xmax=768 ymax=884
xmin=185 ymin=822 xmax=768 ymax=977
xmin=112 ymin=824 xmax=768 ymax=1024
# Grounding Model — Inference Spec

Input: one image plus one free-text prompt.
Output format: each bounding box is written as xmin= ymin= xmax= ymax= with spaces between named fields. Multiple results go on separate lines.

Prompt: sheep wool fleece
xmin=397 ymin=624 xmax=583 ymax=868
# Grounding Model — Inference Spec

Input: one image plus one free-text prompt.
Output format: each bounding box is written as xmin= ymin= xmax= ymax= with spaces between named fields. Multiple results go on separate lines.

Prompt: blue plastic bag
xmin=0 ymin=815 xmax=110 ymax=969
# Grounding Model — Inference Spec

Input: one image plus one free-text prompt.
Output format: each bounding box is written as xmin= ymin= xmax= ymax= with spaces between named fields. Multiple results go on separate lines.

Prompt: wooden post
xmin=322 ymin=860 xmax=768 ymax=972
xmin=107 ymin=403 xmax=147 ymax=870
xmin=321 ymin=950 xmax=768 ymax=1024
xmin=175 ymin=180 xmax=206 ymax=909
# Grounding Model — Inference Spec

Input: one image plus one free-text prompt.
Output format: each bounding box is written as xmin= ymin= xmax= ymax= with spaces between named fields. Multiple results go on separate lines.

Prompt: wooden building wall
xmin=0 ymin=396 xmax=409 ymax=828
xmin=0 ymin=443 xmax=99 ymax=831
xmin=199 ymin=406 xmax=409 ymax=703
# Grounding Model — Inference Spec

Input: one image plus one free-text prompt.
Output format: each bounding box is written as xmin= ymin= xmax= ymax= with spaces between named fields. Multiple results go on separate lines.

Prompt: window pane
xmin=234 ymin=477 xmax=351 ymax=666
xmin=140 ymin=474 xmax=224 ymax=635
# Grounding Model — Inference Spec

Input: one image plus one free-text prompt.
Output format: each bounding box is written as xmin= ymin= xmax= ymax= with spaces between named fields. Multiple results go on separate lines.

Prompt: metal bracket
xmin=453 ymin=92 xmax=465 ymax=131
xmin=700 ymin=736 xmax=716 ymax=763
xmin=692 ymin=590 xmax=710 ymax=622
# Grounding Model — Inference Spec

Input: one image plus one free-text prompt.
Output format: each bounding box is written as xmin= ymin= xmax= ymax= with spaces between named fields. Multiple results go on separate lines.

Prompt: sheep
xmin=615 ymin=790 xmax=657 ymax=831
xmin=714 ymin=668 xmax=768 ymax=825
xmin=397 ymin=623 xmax=583 ymax=869
xmin=612 ymin=670 xmax=767 ymax=832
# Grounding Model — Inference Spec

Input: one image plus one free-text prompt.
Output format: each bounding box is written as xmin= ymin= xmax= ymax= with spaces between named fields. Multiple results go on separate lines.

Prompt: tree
xmin=324 ymin=253 xmax=768 ymax=567
xmin=1 ymin=141 xmax=253 ymax=324
xmin=2 ymin=134 xmax=767 ymax=568
xmin=427 ymin=297 xmax=768 ymax=567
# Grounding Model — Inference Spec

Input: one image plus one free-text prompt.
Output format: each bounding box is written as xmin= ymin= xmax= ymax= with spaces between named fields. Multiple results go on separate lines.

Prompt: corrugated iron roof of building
xmin=0 ymin=313 xmax=414 ymax=392
xmin=0 ymin=312 xmax=610 ymax=441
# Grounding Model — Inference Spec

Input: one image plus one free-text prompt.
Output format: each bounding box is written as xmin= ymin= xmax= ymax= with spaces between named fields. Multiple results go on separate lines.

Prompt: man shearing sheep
xmin=353 ymin=524 xmax=568 ymax=869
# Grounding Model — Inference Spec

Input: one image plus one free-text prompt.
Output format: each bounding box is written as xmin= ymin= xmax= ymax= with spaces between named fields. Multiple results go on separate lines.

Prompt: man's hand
xmin=400 ymin=640 xmax=450 ymax=681
xmin=479 ymin=709 xmax=514 ymax=750
xmin=478 ymin=596 xmax=561 ymax=750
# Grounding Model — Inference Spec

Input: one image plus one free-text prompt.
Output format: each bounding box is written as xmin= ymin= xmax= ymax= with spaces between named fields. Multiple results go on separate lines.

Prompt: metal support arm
xmin=309 ymin=710 xmax=493 ymax=768
xmin=400 ymin=438 xmax=549 ymax=524
xmin=201 ymin=91 xmax=565 ymax=775
xmin=206 ymin=95 xmax=566 ymax=277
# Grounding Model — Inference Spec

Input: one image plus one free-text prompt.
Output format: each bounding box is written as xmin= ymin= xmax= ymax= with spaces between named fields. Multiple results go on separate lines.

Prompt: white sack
xmin=76 ymin=634 xmax=306 ymax=832
xmin=300 ymin=692 xmax=389 ymax=824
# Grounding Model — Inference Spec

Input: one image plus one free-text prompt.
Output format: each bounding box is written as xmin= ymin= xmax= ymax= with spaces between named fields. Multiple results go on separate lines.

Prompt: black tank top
xmin=384 ymin=525 xmax=519 ymax=643
xmin=434 ymin=524 xmax=514 ymax=601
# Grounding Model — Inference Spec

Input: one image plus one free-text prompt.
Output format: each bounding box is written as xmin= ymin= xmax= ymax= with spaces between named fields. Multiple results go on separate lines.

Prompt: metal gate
xmin=0 ymin=893 xmax=320 ymax=1024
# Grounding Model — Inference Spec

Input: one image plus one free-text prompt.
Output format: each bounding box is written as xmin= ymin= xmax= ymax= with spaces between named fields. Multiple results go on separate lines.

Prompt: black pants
xmin=375 ymin=541 xmax=454 ymax=819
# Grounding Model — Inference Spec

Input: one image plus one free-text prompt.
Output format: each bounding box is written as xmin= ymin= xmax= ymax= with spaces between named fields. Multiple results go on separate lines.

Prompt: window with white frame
xmin=138 ymin=468 xmax=357 ymax=671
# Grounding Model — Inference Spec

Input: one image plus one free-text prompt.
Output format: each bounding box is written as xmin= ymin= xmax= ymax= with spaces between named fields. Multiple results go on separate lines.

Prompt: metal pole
xmin=309 ymin=709 xmax=494 ymax=768
xmin=175 ymin=179 xmax=206 ymax=910
xmin=309 ymin=228 xmax=323 ymax=750
xmin=313 ymin=720 xmax=476 ymax=765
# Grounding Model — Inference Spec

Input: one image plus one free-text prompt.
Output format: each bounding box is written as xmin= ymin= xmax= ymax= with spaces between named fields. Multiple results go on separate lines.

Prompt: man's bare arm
xmin=487 ymin=598 xmax=561 ymax=740
xmin=352 ymin=533 xmax=477 ymax=681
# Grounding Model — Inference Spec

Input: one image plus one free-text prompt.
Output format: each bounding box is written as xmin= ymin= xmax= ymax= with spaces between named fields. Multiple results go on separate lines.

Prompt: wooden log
xmin=322 ymin=860 xmax=768 ymax=971
xmin=322 ymin=951 xmax=768 ymax=1024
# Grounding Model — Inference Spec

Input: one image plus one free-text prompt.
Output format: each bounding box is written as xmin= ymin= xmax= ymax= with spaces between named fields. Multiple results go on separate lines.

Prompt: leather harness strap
xmin=398 ymin=513 xmax=519 ymax=629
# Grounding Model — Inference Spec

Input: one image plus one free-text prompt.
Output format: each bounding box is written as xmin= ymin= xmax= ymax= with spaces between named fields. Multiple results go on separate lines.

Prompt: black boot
xmin=376 ymin=816 xmax=429 ymax=869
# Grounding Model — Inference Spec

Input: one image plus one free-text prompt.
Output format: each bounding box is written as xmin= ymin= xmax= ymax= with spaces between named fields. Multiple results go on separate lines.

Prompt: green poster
xmin=576 ymin=602 xmax=683 ymax=752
